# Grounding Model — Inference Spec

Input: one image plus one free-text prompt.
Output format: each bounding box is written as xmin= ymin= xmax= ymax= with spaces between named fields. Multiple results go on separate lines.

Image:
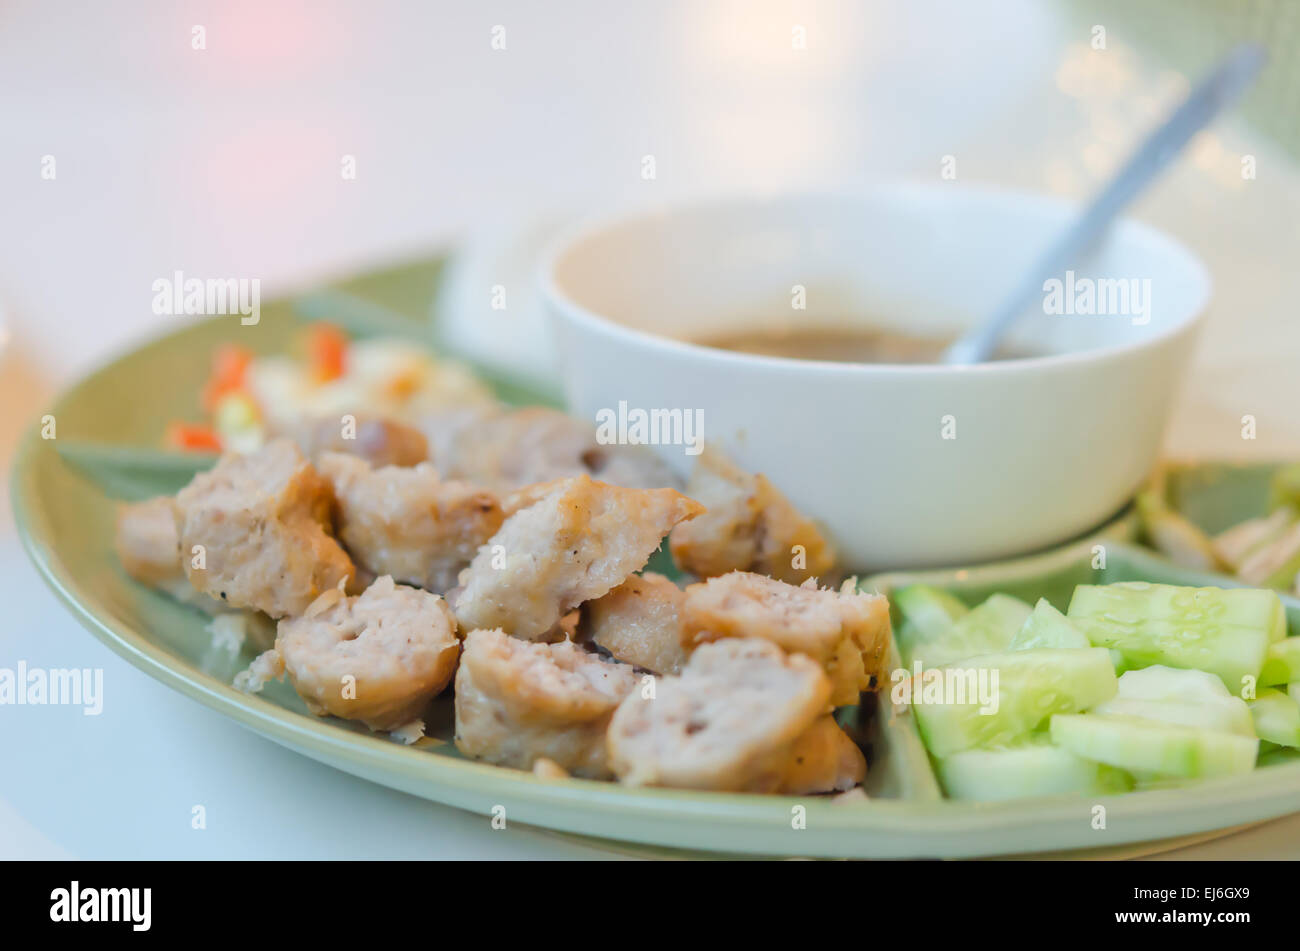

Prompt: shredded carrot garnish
xmin=202 ymin=344 xmax=254 ymax=412
xmin=307 ymin=323 xmax=348 ymax=383
xmin=166 ymin=422 xmax=223 ymax=453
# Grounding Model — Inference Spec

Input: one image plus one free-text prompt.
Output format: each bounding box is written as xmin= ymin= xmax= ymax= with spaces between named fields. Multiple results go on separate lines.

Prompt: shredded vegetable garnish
xmin=307 ymin=323 xmax=348 ymax=383
xmin=201 ymin=344 xmax=254 ymax=412
xmin=165 ymin=421 xmax=223 ymax=452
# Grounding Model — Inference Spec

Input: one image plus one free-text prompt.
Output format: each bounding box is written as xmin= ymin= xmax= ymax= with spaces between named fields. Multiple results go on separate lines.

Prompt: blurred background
xmin=3 ymin=0 xmax=1299 ymax=858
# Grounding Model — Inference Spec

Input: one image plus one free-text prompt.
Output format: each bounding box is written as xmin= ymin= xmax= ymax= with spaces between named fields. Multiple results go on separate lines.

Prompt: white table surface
xmin=3 ymin=0 xmax=1299 ymax=860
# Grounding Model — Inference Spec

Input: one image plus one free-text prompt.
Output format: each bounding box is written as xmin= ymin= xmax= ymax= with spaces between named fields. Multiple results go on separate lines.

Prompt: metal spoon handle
xmin=943 ymin=42 xmax=1267 ymax=366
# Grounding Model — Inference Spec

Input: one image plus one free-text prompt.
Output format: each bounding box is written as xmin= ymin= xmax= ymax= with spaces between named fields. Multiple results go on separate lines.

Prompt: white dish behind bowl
xmin=542 ymin=186 xmax=1210 ymax=571
xmin=434 ymin=214 xmax=569 ymax=398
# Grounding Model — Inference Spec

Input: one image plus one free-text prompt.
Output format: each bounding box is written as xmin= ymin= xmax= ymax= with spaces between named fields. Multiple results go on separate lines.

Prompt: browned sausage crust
xmin=451 ymin=475 xmax=703 ymax=640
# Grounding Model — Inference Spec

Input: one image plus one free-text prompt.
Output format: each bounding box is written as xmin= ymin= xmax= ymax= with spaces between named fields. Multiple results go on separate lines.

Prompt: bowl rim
xmin=537 ymin=182 xmax=1213 ymax=377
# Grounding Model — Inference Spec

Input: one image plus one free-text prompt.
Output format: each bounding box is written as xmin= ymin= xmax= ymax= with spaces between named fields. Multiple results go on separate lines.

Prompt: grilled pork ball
xmin=607 ymin=637 xmax=831 ymax=791
xmin=681 ymin=571 xmax=890 ymax=706
xmin=318 ymin=452 xmax=503 ymax=595
xmin=669 ymin=447 xmax=835 ymax=584
xmin=451 ymin=475 xmax=702 ymax=640
xmin=276 ymin=575 xmax=459 ymax=731
xmin=173 ymin=439 xmax=354 ymax=618
xmin=454 ymin=628 xmax=638 ymax=778
xmin=775 ymin=715 xmax=867 ymax=795
xmin=580 ymin=572 xmax=687 ymax=675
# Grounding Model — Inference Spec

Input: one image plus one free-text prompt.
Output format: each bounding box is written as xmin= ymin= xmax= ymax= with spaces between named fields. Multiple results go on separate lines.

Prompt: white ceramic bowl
xmin=541 ymin=186 xmax=1210 ymax=571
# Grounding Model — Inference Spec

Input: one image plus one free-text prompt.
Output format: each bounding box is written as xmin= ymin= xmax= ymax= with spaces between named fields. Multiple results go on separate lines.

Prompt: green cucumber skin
xmin=911 ymin=647 xmax=1118 ymax=758
xmin=1010 ymin=599 xmax=1090 ymax=651
xmin=1248 ymin=688 xmax=1300 ymax=748
xmin=1260 ymin=638 xmax=1300 ymax=687
xmin=1050 ymin=713 xmax=1259 ymax=779
xmin=1258 ymin=745 xmax=1300 ymax=768
xmin=1067 ymin=582 xmax=1280 ymax=695
xmin=935 ymin=743 xmax=1133 ymax=801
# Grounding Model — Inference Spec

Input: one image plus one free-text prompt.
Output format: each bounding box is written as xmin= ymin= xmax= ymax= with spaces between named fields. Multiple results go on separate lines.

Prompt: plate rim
xmin=13 ymin=325 xmax=1300 ymax=859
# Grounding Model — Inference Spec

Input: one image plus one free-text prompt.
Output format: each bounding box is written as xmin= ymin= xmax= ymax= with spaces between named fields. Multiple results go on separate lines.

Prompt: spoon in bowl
xmin=942 ymin=42 xmax=1267 ymax=366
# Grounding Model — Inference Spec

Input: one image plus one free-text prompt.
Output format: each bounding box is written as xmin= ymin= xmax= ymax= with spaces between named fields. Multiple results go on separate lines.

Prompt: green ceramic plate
xmin=14 ymin=298 xmax=1300 ymax=858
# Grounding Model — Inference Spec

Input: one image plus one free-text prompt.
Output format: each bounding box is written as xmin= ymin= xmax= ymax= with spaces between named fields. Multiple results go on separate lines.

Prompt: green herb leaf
xmin=56 ymin=441 xmax=216 ymax=501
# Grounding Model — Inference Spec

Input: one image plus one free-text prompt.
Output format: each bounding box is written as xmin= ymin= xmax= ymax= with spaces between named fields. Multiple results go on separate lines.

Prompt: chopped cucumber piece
xmin=1260 ymin=638 xmax=1300 ymax=686
xmin=1137 ymin=490 xmax=1221 ymax=572
xmin=1096 ymin=667 xmax=1254 ymax=736
xmin=894 ymin=584 xmax=968 ymax=634
xmin=1093 ymin=698 xmax=1255 ymax=737
xmin=1112 ymin=664 xmax=1232 ymax=701
xmin=907 ymin=593 xmax=1031 ymax=669
xmin=1067 ymin=582 xmax=1283 ymax=694
xmin=911 ymin=648 xmax=1118 ymax=757
xmin=1069 ymin=581 xmax=1286 ymax=642
xmin=1248 ymin=688 xmax=1300 ymax=748
xmin=1212 ymin=508 xmax=1295 ymax=571
xmin=1050 ymin=713 xmax=1258 ymax=779
xmin=936 ymin=741 xmax=1133 ymax=801
xmin=1010 ymin=598 xmax=1090 ymax=650
xmin=894 ymin=584 xmax=968 ymax=665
